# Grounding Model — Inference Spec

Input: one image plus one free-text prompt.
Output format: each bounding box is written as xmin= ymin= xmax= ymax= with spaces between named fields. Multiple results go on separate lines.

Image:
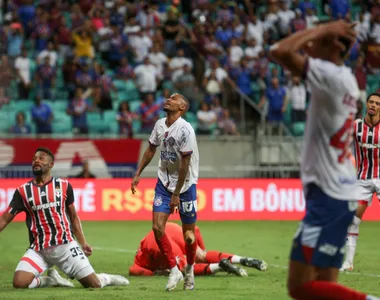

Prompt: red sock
xmin=194 ymin=264 xmax=213 ymax=276
xmin=195 ymin=227 xmax=206 ymax=250
xmin=205 ymin=251 xmax=234 ymax=263
xmin=156 ymin=234 xmax=176 ymax=269
xmin=290 ymin=281 xmax=367 ymax=300
xmin=185 ymin=239 xmax=197 ymax=266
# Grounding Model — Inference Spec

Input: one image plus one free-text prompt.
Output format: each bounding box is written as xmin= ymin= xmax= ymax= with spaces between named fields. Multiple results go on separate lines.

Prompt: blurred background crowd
xmin=0 ymin=0 xmax=379 ymax=138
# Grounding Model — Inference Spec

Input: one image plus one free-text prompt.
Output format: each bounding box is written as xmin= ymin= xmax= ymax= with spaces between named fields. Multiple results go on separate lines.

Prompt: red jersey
xmin=354 ymin=119 xmax=380 ymax=180
xmin=6 ymin=178 xmax=75 ymax=251
xmin=134 ymin=231 xmax=186 ymax=271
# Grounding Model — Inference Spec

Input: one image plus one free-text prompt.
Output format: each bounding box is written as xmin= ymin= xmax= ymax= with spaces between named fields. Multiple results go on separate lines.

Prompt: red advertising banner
xmin=0 ymin=139 xmax=141 ymax=178
xmin=1 ymin=179 xmax=379 ymax=221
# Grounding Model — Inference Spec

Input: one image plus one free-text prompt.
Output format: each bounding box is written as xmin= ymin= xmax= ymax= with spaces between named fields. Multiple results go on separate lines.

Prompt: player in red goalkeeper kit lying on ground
xmin=129 ymin=222 xmax=267 ymax=276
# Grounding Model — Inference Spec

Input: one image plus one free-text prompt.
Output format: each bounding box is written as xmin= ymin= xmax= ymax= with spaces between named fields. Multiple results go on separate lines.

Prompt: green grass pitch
xmin=1 ymin=221 xmax=380 ymax=299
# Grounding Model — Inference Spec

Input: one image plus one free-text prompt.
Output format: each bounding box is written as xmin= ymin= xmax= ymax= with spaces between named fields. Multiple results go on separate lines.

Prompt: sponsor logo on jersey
xmin=318 ymin=243 xmax=338 ymax=256
xmin=167 ymin=137 xmax=175 ymax=147
xmin=32 ymin=201 xmax=61 ymax=211
xmin=339 ymin=176 xmax=357 ymax=184
xmin=160 ymin=151 xmax=177 ymax=162
xmin=358 ymin=142 xmax=380 ymax=149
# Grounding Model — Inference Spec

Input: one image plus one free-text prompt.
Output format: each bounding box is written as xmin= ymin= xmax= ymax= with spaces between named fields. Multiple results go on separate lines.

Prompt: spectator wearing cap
xmin=14 ymin=48 xmax=31 ymax=99
xmin=35 ymin=56 xmax=56 ymax=100
xmin=31 ymin=95 xmax=53 ymax=134
xmin=138 ymin=93 xmax=160 ymax=134
xmin=134 ymin=56 xmax=159 ymax=98
xmin=10 ymin=112 xmax=31 ymax=135
xmin=7 ymin=22 xmax=23 ymax=60
xmin=298 ymin=0 xmax=317 ymax=17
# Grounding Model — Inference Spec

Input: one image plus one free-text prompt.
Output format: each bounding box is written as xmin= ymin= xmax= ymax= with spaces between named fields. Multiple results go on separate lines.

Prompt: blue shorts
xmin=290 ymin=183 xmax=357 ymax=269
xmin=153 ymin=180 xmax=197 ymax=224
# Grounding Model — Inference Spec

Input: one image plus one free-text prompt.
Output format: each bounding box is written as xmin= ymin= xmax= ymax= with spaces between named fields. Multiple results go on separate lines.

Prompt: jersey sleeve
xmin=66 ymin=183 xmax=75 ymax=207
xmin=148 ymin=121 xmax=160 ymax=147
xmin=179 ymin=126 xmax=196 ymax=156
xmin=6 ymin=189 xmax=25 ymax=215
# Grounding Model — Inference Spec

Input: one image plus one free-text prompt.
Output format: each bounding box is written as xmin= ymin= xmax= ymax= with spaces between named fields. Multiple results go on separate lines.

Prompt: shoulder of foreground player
xmin=179 ymin=118 xmax=196 ymax=133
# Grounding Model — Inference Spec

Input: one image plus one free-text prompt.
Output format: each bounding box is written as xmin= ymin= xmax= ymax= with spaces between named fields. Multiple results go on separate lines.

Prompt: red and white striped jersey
xmin=6 ymin=177 xmax=75 ymax=251
xmin=353 ymin=119 xmax=380 ymax=180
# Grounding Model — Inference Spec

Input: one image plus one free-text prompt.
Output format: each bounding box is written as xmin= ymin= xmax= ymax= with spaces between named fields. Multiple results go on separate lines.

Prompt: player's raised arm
xmin=0 ymin=190 xmax=25 ymax=233
xmin=65 ymin=183 xmax=92 ymax=257
xmin=269 ymin=20 xmax=357 ymax=76
xmin=131 ymin=121 xmax=160 ymax=194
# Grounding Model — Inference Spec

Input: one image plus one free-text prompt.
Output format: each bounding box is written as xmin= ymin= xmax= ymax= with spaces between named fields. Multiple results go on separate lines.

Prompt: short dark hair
xmin=367 ymin=92 xmax=380 ymax=102
xmin=181 ymin=95 xmax=190 ymax=112
xmin=35 ymin=147 xmax=54 ymax=161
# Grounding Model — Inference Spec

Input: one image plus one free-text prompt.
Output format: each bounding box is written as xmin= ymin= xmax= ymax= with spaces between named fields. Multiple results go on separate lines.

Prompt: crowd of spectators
xmin=0 ymin=0 xmax=379 ymax=137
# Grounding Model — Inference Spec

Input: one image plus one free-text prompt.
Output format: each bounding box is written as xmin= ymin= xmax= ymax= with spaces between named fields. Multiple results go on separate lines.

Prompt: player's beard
xmin=32 ymin=168 xmax=43 ymax=176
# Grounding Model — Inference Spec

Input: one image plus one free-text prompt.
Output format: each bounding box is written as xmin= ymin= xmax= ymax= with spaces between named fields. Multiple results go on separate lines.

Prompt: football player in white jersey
xmin=131 ymin=93 xmax=199 ymax=292
xmin=270 ymin=20 xmax=380 ymax=300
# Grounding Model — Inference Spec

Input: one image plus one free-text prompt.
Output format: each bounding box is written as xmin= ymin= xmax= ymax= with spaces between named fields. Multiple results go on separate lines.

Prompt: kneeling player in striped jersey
xmin=0 ymin=147 xmax=130 ymax=289
xmin=341 ymin=92 xmax=380 ymax=271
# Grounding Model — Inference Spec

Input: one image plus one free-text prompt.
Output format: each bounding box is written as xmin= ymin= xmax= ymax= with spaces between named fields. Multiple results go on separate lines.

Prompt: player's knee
xmin=152 ymin=224 xmax=165 ymax=239
xmin=184 ymin=230 xmax=195 ymax=245
xmin=12 ymin=278 xmax=30 ymax=289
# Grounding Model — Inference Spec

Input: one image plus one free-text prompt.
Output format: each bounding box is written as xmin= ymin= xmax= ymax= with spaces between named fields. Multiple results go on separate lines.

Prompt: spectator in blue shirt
xmin=329 ymin=0 xmax=350 ymax=19
xmin=216 ymin=21 xmax=234 ymax=48
xmin=66 ymin=88 xmax=93 ymax=135
xmin=230 ymin=59 xmax=254 ymax=97
xmin=259 ymin=77 xmax=288 ymax=123
xmin=298 ymin=0 xmax=317 ymax=16
xmin=10 ymin=112 xmax=31 ymax=135
xmin=7 ymin=23 xmax=23 ymax=59
xmin=31 ymin=95 xmax=53 ymax=134
xmin=18 ymin=1 xmax=35 ymax=38
xmin=36 ymin=56 xmax=56 ymax=100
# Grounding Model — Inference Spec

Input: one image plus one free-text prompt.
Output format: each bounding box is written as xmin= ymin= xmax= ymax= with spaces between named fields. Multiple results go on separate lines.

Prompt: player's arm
xmin=0 ymin=190 xmax=24 ymax=233
xmin=65 ymin=183 xmax=92 ymax=256
xmin=131 ymin=121 xmax=160 ymax=193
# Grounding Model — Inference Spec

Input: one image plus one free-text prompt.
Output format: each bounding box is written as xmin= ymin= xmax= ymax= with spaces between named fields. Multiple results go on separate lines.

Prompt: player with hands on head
xmin=270 ymin=19 xmax=380 ymax=300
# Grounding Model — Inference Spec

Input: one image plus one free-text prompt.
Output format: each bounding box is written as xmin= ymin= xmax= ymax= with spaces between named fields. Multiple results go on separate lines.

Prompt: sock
xmin=96 ymin=273 xmax=111 ymax=288
xmin=28 ymin=276 xmax=56 ymax=288
xmin=156 ymin=234 xmax=176 ymax=269
xmin=170 ymin=265 xmax=179 ymax=273
xmin=346 ymin=216 xmax=361 ymax=265
xmin=185 ymin=238 xmax=197 ymax=266
xmin=205 ymin=251 xmax=234 ymax=263
xmin=193 ymin=263 xmax=219 ymax=275
xmin=231 ymin=255 xmax=243 ymax=263
xmin=194 ymin=227 xmax=206 ymax=250
xmin=367 ymin=296 xmax=380 ymax=300
xmin=290 ymin=280 xmax=367 ymax=300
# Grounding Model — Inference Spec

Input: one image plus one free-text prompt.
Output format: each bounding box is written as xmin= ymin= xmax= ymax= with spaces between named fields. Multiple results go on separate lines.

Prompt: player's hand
xmin=170 ymin=194 xmax=180 ymax=214
xmin=131 ymin=175 xmax=140 ymax=194
xmin=322 ymin=20 xmax=357 ymax=51
xmin=81 ymin=243 xmax=93 ymax=257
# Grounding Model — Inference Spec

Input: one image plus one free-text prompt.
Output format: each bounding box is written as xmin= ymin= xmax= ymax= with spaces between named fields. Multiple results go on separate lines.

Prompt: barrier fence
xmin=0 ymin=178 xmax=379 ymax=221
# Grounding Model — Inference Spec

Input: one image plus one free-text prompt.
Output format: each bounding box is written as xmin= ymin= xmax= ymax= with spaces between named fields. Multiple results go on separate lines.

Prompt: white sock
xmin=170 ymin=265 xmax=179 ymax=273
xmin=96 ymin=273 xmax=111 ymax=288
xmin=367 ymin=296 xmax=380 ymax=300
xmin=28 ymin=276 xmax=56 ymax=288
xmin=209 ymin=263 xmax=221 ymax=274
xmin=185 ymin=264 xmax=194 ymax=273
xmin=231 ymin=255 xmax=242 ymax=264
xmin=345 ymin=216 xmax=361 ymax=265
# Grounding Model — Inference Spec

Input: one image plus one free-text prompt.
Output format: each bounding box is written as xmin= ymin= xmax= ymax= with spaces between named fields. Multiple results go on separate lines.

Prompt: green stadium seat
xmin=14 ymin=100 xmax=34 ymax=112
xmin=292 ymin=122 xmax=306 ymax=136
xmin=87 ymin=112 xmax=109 ymax=133
xmin=113 ymin=79 xmax=127 ymax=91
xmin=130 ymin=100 xmax=142 ymax=112
xmin=103 ymin=110 xmax=117 ymax=123
xmin=184 ymin=112 xmax=197 ymax=123
xmin=132 ymin=120 xmax=141 ymax=133
xmin=52 ymin=112 xmax=72 ymax=134
xmin=52 ymin=100 xmax=68 ymax=111
xmin=110 ymin=122 xmax=119 ymax=134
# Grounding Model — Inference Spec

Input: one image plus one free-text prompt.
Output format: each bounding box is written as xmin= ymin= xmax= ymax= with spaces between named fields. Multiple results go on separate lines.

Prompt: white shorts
xmin=356 ymin=179 xmax=380 ymax=205
xmin=15 ymin=241 xmax=95 ymax=280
